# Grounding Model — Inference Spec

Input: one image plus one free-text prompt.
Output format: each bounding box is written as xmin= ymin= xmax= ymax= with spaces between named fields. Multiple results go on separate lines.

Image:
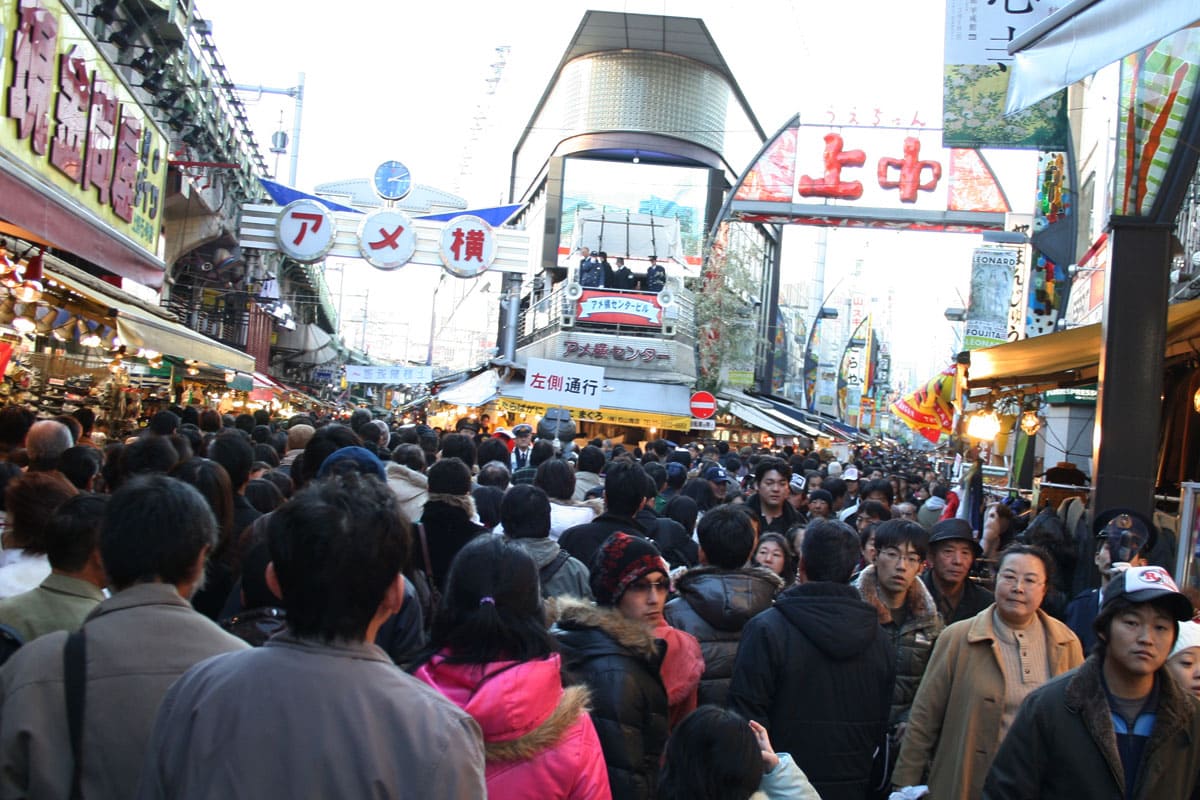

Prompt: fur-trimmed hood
xmin=548 ymin=596 xmax=664 ymax=665
xmin=854 ymin=563 xmax=941 ymax=628
xmin=386 ymin=462 xmax=427 ymax=494
xmin=424 ymin=491 xmax=475 ymax=517
xmin=413 ymin=653 xmax=591 ymax=763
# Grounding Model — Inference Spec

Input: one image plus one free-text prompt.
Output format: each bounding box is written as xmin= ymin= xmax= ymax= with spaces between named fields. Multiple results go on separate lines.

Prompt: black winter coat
xmin=419 ymin=494 xmax=485 ymax=589
xmin=559 ymin=512 xmax=648 ymax=568
xmin=727 ymin=581 xmax=895 ymax=800
xmin=553 ymin=598 xmax=668 ymax=800
xmin=663 ymin=566 xmax=782 ymax=705
xmin=634 ymin=508 xmax=698 ymax=570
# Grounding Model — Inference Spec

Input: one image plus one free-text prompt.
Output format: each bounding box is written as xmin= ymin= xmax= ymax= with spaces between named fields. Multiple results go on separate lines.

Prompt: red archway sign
xmin=690 ymin=391 xmax=717 ymax=420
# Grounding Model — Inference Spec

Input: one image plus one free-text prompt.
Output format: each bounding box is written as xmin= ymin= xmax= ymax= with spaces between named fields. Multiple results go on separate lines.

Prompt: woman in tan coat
xmin=891 ymin=544 xmax=1084 ymax=799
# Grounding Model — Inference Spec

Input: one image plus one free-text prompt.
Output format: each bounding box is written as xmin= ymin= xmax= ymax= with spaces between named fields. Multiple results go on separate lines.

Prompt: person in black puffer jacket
xmin=664 ymin=506 xmax=782 ymax=706
xmin=634 ymin=472 xmax=698 ymax=571
xmin=552 ymin=534 xmax=671 ymax=800
xmin=728 ymin=518 xmax=895 ymax=800
xmin=418 ymin=458 xmax=485 ymax=589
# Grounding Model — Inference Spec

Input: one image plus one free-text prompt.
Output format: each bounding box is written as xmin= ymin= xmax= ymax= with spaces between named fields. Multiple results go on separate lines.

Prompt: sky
xmin=197 ymin=0 xmax=1038 ymax=384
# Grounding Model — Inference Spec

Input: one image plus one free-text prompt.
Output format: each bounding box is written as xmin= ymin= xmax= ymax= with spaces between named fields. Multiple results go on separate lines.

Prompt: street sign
xmin=690 ymin=418 xmax=716 ymax=430
xmin=524 ymin=357 xmax=604 ymax=410
xmin=690 ymin=390 xmax=717 ymax=419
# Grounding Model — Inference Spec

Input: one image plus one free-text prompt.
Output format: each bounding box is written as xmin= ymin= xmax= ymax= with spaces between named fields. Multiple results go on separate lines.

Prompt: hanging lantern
xmin=10 ymin=303 xmax=36 ymax=334
xmin=50 ymin=310 xmax=77 ymax=341
xmin=1020 ymin=409 xmax=1042 ymax=436
xmin=965 ymin=408 xmax=1001 ymax=442
xmin=79 ymin=320 xmax=102 ymax=348
xmin=12 ymin=250 xmax=43 ymax=303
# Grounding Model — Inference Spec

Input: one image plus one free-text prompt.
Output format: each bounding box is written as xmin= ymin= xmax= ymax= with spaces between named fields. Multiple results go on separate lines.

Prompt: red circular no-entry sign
xmin=690 ymin=391 xmax=717 ymax=419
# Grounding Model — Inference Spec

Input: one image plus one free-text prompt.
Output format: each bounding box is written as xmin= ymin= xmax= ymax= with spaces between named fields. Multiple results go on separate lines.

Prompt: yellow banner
xmin=496 ymin=397 xmax=692 ymax=432
xmin=0 ymin=0 xmax=168 ymax=255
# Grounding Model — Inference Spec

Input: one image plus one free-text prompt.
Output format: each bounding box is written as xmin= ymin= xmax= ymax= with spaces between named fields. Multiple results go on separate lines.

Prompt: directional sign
xmin=690 ymin=391 xmax=717 ymax=419
xmin=690 ymin=418 xmax=716 ymax=430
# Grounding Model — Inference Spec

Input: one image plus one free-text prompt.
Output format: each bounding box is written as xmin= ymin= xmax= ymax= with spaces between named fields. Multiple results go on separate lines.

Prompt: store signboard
xmin=575 ymin=290 xmax=662 ymax=327
xmin=496 ymin=397 xmax=692 ymax=433
xmin=690 ymin=418 xmax=716 ymax=430
xmin=965 ymin=246 xmax=1018 ymax=349
xmin=345 ymin=365 xmax=432 ymax=385
xmin=559 ymin=335 xmax=672 ymax=368
xmin=0 ymin=0 xmax=169 ymax=256
xmin=523 ymin=356 xmax=603 ymax=411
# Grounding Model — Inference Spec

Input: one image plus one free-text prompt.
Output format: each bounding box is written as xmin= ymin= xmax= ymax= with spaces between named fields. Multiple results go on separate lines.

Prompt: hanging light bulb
xmin=50 ymin=310 xmax=77 ymax=341
xmin=1020 ymin=409 xmax=1042 ymax=436
xmin=0 ymin=246 xmax=13 ymax=280
xmin=965 ymin=408 xmax=1001 ymax=442
xmin=10 ymin=304 xmax=36 ymax=334
xmin=12 ymin=250 xmax=43 ymax=303
xmin=138 ymin=348 xmax=160 ymax=360
xmin=186 ymin=365 xmax=200 ymax=376
xmin=79 ymin=320 xmax=102 ymax=348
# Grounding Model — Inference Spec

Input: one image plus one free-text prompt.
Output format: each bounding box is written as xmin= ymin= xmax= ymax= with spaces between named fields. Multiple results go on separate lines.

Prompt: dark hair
xmin=268 ymin=473 xmax=410 ymax=641
xmin=52 ymin=414 xmax=82 ymax=444
xmin=680 ymin=477 xmax=716 ymax=512
xmin=424 ymin=535 xmax=556 ymax=665
xmin=696 ymin=505 xmax=756 ymax=569
xmin=644 ymin=461 xmax=667 ymax=491
xmin=754 ymin=457 xmax=790 ymax=486
xmin=577 ymin=445 xmax=605 ymax=474
xmin=253 ymin=443 xmax=280 ymax=468
xmin=657 ymin=706 xmax=761 ymax=800
xmin=873 ymin=518 xmax=930 ymax=559
xmin=209 ymin=431 xmax=255 ymax=490
xmin=528 ymin=439 xmax=556 ymax=468
xmin=476 ymin=438 xmax=510 ymax=470
xmin=824 ymin=477 xmax=847 ymax=501
xmin=862 ymin=478 xmax=895 ymax=505
xmin=177 ymin=424 xmax=203 ymax=456
xmin=391 ymin=443 xmax=427 ymax=473
xmin=250 ymin=424 xmax=272 ymax=445
xmin=664 ymin=495 xmax=699 ymax=537
xmin=4 ymin=471 xmax=78 ymax=552
xmin=198 ymin=409 xmax=222 ymax=433
xmin=535 ymin=458 xmax=575 ymax=501
xmin=0 ymin=406 xmax=33 ymax=449
xmin=997 ymin=542 xmax=1056 ymax=586
xmin=472 ymin=485 xmax=504 ymax=529
xmin=245 ymin=478 xmax=286 ymax=514
xmin=234 ymin=413 xmax=255 ymax=433
xmin=43 ymin=493 xmax=109 ymax=571
xmin=428 ymin=457 xmax=472 ymax=496
xmin=102 ymin=475 xmax=218 ymax=590
xmin=120 ymin=435 xmax=179 ymax=476
xmin=72 ymin=407 xmax=96 ymax=435
xmin=298 ymin=424 xmax=361 ymax=486
xmin=58 ymin=445 xmax=102 ymax=490
xmin=261 ymin=469 xmax=294 ymax=500
xmin=800 ymin=518 xmax=861 ymax=583
xmin=930 ymin=482 xmax=949 ymax=500
xmin=604 ymin=460 xmax=649 ymax=516
xmin=170 ymin=458 xmax=236 ymax=564
xmin=857 ymin=500 xmax=892 ymax=523
xmin=500 ymin=484 xmax=551 ymax=539
xmin=755 ymin=532 xmax=797 ymax=585
xmin=439 ymin=433 xmax=476 ymax=468
xmin=149 ymin=410 xmax=180 ymax=436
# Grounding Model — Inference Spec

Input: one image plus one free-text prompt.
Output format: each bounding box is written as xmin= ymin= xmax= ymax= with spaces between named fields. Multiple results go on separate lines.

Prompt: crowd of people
xmin=0 ymin=402 xmax=1197 ymax=799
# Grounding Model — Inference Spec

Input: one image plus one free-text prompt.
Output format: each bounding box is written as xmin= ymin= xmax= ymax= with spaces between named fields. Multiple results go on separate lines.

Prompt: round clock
xmin=373 ymin=160 xmax=412 ymax=201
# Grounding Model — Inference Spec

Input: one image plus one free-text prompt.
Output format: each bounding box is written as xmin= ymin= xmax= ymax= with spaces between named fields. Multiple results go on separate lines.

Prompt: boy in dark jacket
xmin=728 ymin=518 xmax=895 ymax=800
xmin=985 ymin=565 xmax=1200 ymax=800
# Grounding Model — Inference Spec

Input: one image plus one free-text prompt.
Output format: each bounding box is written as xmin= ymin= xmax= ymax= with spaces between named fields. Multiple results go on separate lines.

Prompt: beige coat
xmin=891 ymin=604 xmax=1083 ymax=799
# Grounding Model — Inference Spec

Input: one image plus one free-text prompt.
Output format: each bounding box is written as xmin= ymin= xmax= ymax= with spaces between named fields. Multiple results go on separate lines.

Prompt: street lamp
xmin=426 ymin=273 xmax=447 ymax=367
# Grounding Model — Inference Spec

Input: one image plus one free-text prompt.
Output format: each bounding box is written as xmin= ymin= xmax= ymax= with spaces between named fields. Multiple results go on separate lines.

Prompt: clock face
xmin=374 ymin=160 xmax=411 ymax=201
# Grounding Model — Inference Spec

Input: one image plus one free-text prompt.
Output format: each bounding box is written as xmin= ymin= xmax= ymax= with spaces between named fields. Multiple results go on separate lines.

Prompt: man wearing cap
xmin=984 ymin=565 xmax=1200 ymax=799
xmin=704 ymin=465 xmax=734 ymax=506
xmin=509 ymin=424 xmax=534 ymax=472
xmin=923 ymin=518 xmax=994 ymax=626
xmin=1065 ymin=510 xmax=1156 ymax=654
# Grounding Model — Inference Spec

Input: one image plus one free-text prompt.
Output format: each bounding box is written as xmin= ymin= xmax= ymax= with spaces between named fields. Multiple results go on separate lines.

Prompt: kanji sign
xmin=575 ymin=289 xmax=663 ymax=326
xmin=524 ymin=357 xmax=604 ymax=410
xmin=690 ymin=418 xmax=716 ymax=430
xmin=562 ymin=339 xmax=670 ymax=364
xmin=356 ymin=208 xmax=416 ymax=270
xmin=275 ymin=199 xmax=335 ymax=263
xmin=344 ymin=365 xmax=432 ymax=384
xmin=439 ymin=214 xmax=495 ymax=278
xmin=0 ymin=0 xmax=168 ymax=254
xmin=496 ymin=397 xmax=691 ymax=432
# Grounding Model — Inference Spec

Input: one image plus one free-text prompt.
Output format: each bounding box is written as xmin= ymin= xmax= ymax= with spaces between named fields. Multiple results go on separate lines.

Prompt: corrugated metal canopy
xmin=563 ymin=12 xmax=736 ymax=78
xmin=968 ymin=296 xmax=1200 ymax=388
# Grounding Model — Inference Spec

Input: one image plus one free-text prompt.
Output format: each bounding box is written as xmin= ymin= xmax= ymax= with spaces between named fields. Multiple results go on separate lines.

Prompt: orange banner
xmin=890 ymin=365 xmax=957 ymax=443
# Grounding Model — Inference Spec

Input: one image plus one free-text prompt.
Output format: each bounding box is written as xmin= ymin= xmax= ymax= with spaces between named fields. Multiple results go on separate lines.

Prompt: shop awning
xmin=727 ymin=401 xmax=806 ymax=436
xmin=758 ymin=400 xmax=826 ymax=438
xmin=969 ymin=296 xmax=1200 ymax=388
xmin=1006 ymin=0 xmax=1200 ymax=112
xmin=438 ymin=370 xmax=501 ymax=407
xmin=47 ymin=265 xmax=255 ymax=373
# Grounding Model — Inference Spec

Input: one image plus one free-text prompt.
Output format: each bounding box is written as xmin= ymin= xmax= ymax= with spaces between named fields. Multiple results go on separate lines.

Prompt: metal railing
xmin=516 ymin=285 xmax=695 ymax=349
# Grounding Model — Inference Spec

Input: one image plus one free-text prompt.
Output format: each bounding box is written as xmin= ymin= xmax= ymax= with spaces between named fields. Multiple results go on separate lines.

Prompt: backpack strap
xmin=417 ymin=523 xmax=436 ymax=588
xmin=63 ymin=629 xmax=86 ymax=800
xmin=539 ymin=550 xmax=572 ymax=587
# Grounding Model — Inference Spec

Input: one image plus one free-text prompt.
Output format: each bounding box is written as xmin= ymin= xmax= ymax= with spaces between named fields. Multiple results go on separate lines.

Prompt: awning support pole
xmin=1091 ymin=217 xmax=1174 ymax=517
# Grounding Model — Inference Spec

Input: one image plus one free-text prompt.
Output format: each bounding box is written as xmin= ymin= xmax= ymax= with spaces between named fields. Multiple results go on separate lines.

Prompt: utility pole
xmin=234 ymin=72 xmax=305 ymax=186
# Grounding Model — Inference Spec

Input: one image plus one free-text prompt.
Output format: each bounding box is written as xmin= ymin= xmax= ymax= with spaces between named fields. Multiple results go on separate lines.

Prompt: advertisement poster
xmin=965 ymin=247 xmax=1017 ymax=349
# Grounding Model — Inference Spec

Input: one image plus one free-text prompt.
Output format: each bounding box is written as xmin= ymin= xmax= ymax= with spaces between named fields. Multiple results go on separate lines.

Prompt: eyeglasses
xmin=626 ymin=579 xmax=669 ymax=596
xmin=877 ymin=548 xmax=922 ymax=567
xmin=996 ymin=572 xmax=1045 ymax=589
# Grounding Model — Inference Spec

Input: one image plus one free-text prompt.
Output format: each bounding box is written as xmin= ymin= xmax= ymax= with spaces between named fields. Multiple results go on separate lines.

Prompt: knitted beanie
xmin=589 ymin=532 xmax=669 ymax=606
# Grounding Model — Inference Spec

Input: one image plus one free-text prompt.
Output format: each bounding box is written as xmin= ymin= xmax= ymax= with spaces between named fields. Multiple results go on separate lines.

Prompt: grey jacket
xmin=137 ymin=632 xmax=486 ymax=799
xmin=0 ymin=583 xmax=249 ymax=799
xmin=510 ymin=536 xmax=593 ymax=600
xmin=572 ymin=471 xmax=603 ymax=502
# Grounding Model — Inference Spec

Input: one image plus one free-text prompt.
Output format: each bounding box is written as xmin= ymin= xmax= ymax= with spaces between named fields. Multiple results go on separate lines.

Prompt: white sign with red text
xmin=275 ymin=200 xmax=336 ymax=263
xmin=523 ymin=357 xmax=604 ymax=411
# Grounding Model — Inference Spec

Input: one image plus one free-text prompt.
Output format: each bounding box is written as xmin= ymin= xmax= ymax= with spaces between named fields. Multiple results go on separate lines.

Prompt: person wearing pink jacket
xmin=414 ymin=535 xmax=611 ymax=800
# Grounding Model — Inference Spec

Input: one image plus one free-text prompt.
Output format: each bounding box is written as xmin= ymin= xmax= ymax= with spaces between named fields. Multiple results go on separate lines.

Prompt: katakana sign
xmin=575 ymin=289 xmax=663 ymax=326
xmin=275 ymin=199 xmax=335 ymax=263
xmin=356 ymin=208 xmax=416 ymax=271
xmin=439 ymin=214 xmax=495 ymax=278
xmin=562 ymin=338 xmax=671 ymax=365
xmin=523 ymin=356 xmax=604 ymax=410
xmin=0 ymin=0 xmax=168 ymax=255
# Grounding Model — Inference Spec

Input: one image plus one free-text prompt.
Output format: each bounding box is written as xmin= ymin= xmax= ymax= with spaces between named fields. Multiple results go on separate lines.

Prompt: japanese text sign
xmin=575 ymin=289 xmax=662 ymax=326
xmin=344 ymin=365 xmax=433 ymax=385
xmin=561 ymin=337 xmax=672 ymax=366
xmin=356 ymin=208 xmax=415 ymax=270
xmin=965 ymin=246 xmax=1018 ymax=349
xmin=439 ymin=214 xmax=495 ymax=278
xmin=943 ymin=0 xmax=1068 ymax=149
xmin=276 ymin=199 xmax=335 ymax=263
xmin=0 ymin=0 xmax=168 ymax=256
xmin=524 ymin=356 xmax=604 ymax=411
